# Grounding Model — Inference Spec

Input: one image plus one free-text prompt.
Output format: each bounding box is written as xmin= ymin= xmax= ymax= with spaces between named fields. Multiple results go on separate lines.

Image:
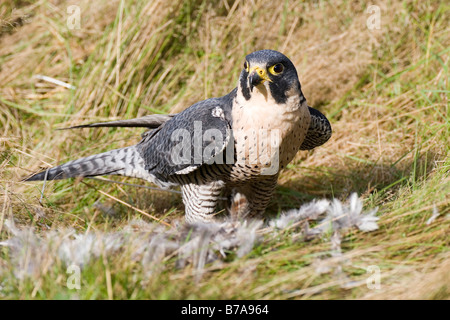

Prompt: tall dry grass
xmin=0 ymin=0 xmax=448 ymax=299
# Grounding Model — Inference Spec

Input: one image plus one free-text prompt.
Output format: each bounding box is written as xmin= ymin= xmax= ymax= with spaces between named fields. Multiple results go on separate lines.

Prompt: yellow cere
xmin=249 ymin=66 xmax=272 ymax=82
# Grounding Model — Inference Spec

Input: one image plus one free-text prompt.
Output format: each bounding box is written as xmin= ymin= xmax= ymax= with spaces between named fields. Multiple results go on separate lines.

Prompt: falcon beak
xmin=248 ymin=66 xmax=271 ymax=92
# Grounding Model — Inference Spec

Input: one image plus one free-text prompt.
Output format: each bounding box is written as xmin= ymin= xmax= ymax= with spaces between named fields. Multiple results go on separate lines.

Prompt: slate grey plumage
xmin=24 ymin=50 xmax=332 ymax=223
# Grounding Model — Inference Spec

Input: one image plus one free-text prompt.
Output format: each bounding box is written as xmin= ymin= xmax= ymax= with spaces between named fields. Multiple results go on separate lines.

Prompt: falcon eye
xmin=269 ymin=63 xmax=284 ymax=75
xmin=244 ymin=61 xmax=249 ymax=72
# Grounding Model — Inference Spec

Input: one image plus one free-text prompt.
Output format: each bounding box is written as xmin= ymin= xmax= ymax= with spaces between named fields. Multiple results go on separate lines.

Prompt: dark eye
xmin=272 ymin=63 xmax=284 ymax=74
xmin=244 ymin=61 xmax=249 ymax=72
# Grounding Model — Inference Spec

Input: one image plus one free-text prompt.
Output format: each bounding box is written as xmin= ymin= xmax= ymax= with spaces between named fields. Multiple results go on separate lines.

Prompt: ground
xmin=0 ymin=0 xmax=448 ymax=299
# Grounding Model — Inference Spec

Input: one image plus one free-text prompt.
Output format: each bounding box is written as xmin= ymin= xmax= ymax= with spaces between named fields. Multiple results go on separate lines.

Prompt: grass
xmin=0 ymin=0 xmax=449 ymax=300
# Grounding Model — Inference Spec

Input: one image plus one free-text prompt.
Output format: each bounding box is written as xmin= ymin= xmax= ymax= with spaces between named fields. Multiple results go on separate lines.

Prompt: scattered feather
xmin=426 ymin=206 xmax=440 ymax=225
xmin=270 ymin=199 xmax=329 ymax=229
xmin=0 ymin=194 xmax=379 ymax=282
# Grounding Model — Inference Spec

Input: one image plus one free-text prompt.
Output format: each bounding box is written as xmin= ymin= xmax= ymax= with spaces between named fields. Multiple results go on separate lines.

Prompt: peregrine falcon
xmin=25 ymin=50 xmax=332 ymax=223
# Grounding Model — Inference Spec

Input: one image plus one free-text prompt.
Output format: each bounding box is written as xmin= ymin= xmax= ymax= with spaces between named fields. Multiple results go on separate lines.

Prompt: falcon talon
xmin=24 ymin=50 xmax=332 ymax=223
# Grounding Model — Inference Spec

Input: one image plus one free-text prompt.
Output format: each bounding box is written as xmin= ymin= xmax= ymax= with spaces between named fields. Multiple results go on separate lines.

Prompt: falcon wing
xmin=300 ymin=107 xmax=332 ymax=150
xmin=137 ymin=91 xmax=236 ymax=180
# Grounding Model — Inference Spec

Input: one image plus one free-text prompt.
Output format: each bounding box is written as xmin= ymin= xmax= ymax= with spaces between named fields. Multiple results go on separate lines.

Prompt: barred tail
xmin=23 ymin=146 xmax=169 ymax=188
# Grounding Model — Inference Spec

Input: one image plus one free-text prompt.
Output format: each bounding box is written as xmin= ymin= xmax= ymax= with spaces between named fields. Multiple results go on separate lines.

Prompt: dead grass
xmin=0 ymin=0 xmax=449 ymax=299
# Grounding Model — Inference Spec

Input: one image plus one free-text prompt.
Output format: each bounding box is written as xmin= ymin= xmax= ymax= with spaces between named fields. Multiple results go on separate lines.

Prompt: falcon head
xmin=238 ymin=49 xmax=305 ymax=105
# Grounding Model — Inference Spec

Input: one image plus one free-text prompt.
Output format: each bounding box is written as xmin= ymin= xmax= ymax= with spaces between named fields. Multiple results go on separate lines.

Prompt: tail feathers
xmin=59 ymin=114 xmax=174 ymax=130
xmin=24 ymin=146 xmax=171 ymax=188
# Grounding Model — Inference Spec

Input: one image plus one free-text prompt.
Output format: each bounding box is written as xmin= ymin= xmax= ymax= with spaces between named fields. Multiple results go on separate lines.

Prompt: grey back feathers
xmin=136 ymin=89 xmax=235 ymax=181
